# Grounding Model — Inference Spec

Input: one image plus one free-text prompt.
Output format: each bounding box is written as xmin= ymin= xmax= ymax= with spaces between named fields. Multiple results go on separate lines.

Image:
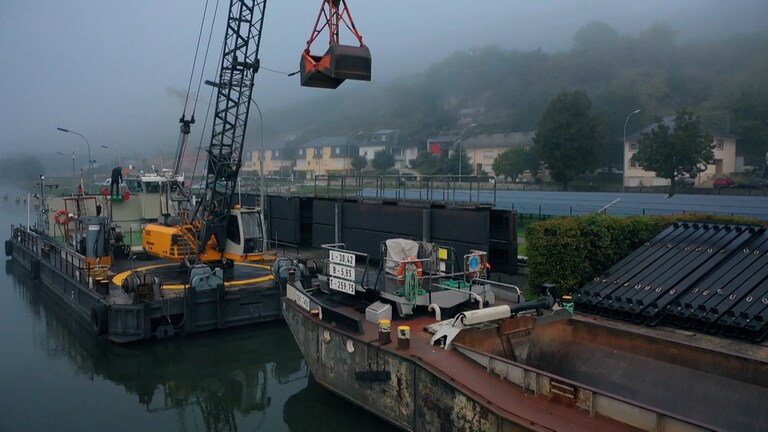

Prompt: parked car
xmin=713 ymin=177 xmax=736 ymax=188
xmin=675 ymin=177 xmax=695 ymax=188
xmin=735 ymin=179 xmax=767 ymax=189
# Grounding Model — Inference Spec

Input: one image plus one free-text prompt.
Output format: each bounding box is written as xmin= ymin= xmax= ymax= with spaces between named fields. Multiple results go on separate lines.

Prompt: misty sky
xmin=1 ymin=0 xmax=766 ymax=165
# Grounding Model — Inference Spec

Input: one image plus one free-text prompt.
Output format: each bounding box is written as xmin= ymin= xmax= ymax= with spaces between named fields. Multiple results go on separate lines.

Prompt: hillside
xmin=257 ymin=21 xmax=768 ymax=166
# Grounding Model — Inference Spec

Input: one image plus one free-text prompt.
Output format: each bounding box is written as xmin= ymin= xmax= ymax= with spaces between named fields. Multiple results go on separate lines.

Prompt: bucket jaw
xmin=300 ymin=0 xmax=371 ymax=89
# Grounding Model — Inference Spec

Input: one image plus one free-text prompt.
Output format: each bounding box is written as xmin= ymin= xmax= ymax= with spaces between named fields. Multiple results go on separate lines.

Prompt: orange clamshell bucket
xmin=300 ymin=43 xmax=371 ymax=89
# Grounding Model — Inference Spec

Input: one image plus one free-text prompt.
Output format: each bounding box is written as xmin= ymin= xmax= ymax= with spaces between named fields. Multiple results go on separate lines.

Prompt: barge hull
xmin=9 ymin=228 xmax=282 ymax=343
xmin=282 ymin=296 xmax=646 ymax=432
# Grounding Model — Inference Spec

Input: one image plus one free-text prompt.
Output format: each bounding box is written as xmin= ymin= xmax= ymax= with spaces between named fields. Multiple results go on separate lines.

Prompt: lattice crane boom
xmin=196 ymin=0 xmax=267 ymax=254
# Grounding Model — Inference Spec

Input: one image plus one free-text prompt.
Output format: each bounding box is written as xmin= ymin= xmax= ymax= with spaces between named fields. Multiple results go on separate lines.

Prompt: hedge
xmin=526 ymin=213 xmax=765 ymax=295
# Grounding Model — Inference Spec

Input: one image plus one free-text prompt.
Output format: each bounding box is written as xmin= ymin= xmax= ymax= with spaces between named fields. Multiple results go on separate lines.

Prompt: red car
xmin=713 ymin=177 xmax=736 ymax=188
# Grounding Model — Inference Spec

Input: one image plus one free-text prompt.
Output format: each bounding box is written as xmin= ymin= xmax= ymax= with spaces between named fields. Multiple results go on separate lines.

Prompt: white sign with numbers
xmin=329 ymin=250 xmax=355 ymax=267
xmin=329 ymin=277 xmax=356 ymax=295
xmin=294 ymin=290 xmax=311 ymax=311
xmin=329 ymin=262 xmax=355 ymax=281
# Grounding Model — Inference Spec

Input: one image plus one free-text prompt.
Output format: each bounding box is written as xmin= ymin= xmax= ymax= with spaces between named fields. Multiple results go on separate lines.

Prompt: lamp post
xmin=622 ymin=109 xmax=641 ymax=193
xmin=250 ymin=100 xmax=265 ymax=212
xmin=57 ymin=127 xmax=93 ymax=192
xmin=458 ymin=122 xmax=477 ymax=180
xmin=101 ymin=145 xmax=121 ymax=167
xmin=57 ymin=151 xmax=76 ymax=195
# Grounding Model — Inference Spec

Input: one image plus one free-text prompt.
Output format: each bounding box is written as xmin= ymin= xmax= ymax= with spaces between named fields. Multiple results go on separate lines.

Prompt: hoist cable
xmin=192 ymin=0 xmax=222 ymax=117
xmin=182 ymin=0 xmax=213 ymax=118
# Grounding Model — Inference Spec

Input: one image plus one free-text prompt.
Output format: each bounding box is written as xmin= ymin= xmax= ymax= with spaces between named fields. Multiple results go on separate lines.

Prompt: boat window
xmin=241 ymin=211 xmax=263 ymax=240
xmin=226 ymin=214 xmax=241 ymax=244
xmin=125 ymin=179 xmax=143 ymax=193
xmin=144 ymin=182 xmax=160 ymax=193
xmin=241 ymin=211 xmax=263 ymax=253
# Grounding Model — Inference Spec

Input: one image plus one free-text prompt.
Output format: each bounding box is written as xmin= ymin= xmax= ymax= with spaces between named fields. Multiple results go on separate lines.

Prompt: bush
xmin=526 ymin=213 xmax=764 ymax=295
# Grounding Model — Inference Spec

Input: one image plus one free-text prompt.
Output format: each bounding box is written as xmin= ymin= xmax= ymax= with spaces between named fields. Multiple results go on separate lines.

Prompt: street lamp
xmin=458 ymin=122 xmax=477 ymax=180
xmin=101 ymin=145 xmax=121 ymax=167
xmin=57 ymin=151 xmax=76 ymax=195
xmin=57 ymin=127 xmax=93 ymax=192
xmin=622 ymin=110 xmax=641 ymax=193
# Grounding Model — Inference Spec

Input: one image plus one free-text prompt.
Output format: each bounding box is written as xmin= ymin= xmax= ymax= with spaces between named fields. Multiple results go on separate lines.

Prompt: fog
xmin=1 ymin=0 xmax=766 ymax=165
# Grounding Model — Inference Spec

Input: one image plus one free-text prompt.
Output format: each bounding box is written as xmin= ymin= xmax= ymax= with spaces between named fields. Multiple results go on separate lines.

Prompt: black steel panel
xmin=312 ymin=224 xmax=336 ymax=248
xmin=269 ymin=219 xmax=300 ymax=245
xmin=313 ymin=199 xmax=338 ymax=226
xmin=666 ymin=227 xmax=761 ymax=317
xmin=578 ymin=222 xmax=768 ymax=341
xmin=431 ymin=208 xmax=489 ymax=244
xmin=693 ymin=235 xmax=768 ymax=321
xmin=267 ymin=196 xmax=301 ymax=245
xmin=577 ymin=223 xmax=690 ymax=307
xmin=489 ymin=209 xmax=517 ymax=275
xmin=342 ymin=203 xmax=423 ymax=237
xmin=628 ymin=225 xmax=749 ymax=315
xmin=594 ymin=224 xmax=712 ymax=309
xmin=267 ymin=195 xmax=300 ymax=219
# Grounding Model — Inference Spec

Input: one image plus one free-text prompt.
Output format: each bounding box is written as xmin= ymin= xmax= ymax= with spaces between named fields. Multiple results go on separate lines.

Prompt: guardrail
xmin=233 ymin=175 xmax=768 ymax=220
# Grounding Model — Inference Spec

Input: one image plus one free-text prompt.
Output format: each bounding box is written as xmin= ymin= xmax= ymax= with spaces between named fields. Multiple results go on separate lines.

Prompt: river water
xmin=0 ymin=186 xmax=398 ymax=432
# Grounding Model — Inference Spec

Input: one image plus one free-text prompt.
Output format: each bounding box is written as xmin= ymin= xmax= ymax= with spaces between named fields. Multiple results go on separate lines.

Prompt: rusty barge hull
xmin=282 ymin=281 xmax=768 ymax=432
xmin=283 ymin=299 xmax=663 ymax=430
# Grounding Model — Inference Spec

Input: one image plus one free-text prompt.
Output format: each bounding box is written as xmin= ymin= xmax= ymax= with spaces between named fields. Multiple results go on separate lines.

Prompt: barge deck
xmin=7 ymin=225 xmax=281 ymax=343
xmin=280 ymin=239 xmax=768 ymax=432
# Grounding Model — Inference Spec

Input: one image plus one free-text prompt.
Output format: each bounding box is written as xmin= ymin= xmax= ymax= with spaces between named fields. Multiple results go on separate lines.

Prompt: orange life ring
xmin=54 ymin=209 xmax=70 ymax=225
xmin=396 ymin=257 xmax=423 ymax=283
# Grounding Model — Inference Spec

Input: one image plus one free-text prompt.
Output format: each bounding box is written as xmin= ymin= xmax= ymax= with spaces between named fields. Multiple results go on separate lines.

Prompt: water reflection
xmin=4 ymin=261 xmax=394 ymax=431
xmin=283 ymin=375 xmax=400 ymax=432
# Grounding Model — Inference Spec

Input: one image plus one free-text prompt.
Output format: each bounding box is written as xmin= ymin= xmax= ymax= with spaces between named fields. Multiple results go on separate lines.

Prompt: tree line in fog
xmin=0 ymin=156 xmax=44 ymax=183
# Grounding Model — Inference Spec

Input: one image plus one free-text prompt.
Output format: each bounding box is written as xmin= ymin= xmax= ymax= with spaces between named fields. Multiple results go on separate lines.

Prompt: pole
xmin=57 ymin=127 xmax=93 ymax=193
xmin=250 ymin=98 xmax=268 ymax=252
xmin=250 ymin=100 xmax=265 ymax=211
xmin=458 ymin=122 xmax=477 ymax=181
xmin=101 ymin=145 xmax=121 ymax=167
xmin=72 ymin=151 xmax=76 ymax=196
xmin=622 ymin=109 xmax=641 ymax=193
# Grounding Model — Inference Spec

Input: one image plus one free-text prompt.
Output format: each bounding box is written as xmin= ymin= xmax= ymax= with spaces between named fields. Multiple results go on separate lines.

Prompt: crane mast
xmin=142 ymin=0 xmax=371 ymax=263
xmin=196 ymin=0 xmax=266 ymax=254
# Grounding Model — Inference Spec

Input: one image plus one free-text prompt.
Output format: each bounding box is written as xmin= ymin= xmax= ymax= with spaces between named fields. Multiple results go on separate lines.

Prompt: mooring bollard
xmin=378 ymin=319 xmax=391 ymax=344
xmin=397 ymin=325 xmax=410 ymax=349
xmin=562 ymin=295 xmax=574 ymax=314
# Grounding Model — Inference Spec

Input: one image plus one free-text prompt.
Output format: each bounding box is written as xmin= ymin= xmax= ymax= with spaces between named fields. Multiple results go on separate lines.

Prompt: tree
xmin=443 ymin=147 xmax=472 ymax=177
xmin=533 ymin=91 xmax=604 ymax=190
xmin=729 ymin=89 xmax=768 ymax=164
xmin=372 ymin=150 xmax=395 ymax=173
xmin=492 ymin=147 xmax=539 ymax=181
xmin=633 ymin=108 xmax=714 ymax=195
xmin=410 ymin=151 xmax=442 ymax=174
xmin=351 ymin=155 xmax=368 ymax=174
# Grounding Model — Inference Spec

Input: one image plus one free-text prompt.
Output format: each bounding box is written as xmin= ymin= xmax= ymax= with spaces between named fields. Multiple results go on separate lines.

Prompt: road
xmin=371 ymin=188 xmax=768 ymax=220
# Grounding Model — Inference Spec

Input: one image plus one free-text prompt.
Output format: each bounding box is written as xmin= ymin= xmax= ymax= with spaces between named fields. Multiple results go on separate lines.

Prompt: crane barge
xmin=6 ymin=0 xmax=372 ymax=343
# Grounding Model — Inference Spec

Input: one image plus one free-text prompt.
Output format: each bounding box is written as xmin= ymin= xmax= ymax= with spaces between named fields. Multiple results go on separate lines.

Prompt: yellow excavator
xmin=142 ymin=0 xmax=371 ymax=264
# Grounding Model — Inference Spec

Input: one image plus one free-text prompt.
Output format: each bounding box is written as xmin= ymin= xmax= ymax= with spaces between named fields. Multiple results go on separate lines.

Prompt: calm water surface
xmin=0 ymin=186 xmax=398 ymax=432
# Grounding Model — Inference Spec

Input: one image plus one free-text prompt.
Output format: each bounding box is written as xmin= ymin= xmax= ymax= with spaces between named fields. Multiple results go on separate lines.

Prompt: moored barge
xmin=280 ymin=239 xmax=768 ymax=431
xmin=6 ymin=191 xmax=280 ymax=343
